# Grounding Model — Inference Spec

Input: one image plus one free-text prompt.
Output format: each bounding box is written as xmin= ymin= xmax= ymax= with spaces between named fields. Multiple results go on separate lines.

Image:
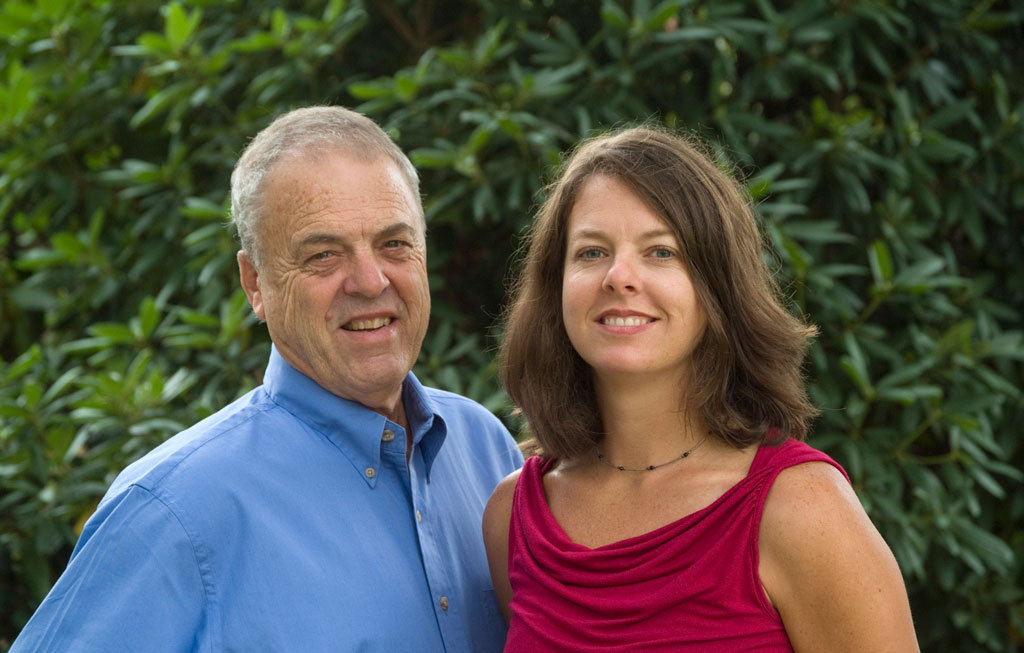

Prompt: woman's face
xmin=561 ymin=174 xmax=707 ymax=386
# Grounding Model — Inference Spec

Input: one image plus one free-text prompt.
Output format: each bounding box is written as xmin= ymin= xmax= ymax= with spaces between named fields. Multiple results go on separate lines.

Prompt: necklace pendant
xmin=596 ymin=436 xmax=708 ymax=472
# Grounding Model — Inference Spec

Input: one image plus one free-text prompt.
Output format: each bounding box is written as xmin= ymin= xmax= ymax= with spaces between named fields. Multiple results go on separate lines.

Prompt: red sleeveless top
xmin=504 ymin=438 xmax=848 ymax=652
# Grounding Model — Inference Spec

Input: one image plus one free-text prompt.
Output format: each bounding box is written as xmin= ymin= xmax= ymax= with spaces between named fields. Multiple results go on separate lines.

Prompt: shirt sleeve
xmin=11 ymin=484 xmax=210 ymax=652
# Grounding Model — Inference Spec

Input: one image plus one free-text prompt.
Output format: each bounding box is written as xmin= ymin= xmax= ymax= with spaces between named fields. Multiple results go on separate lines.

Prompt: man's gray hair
xmin=230 ymin=106 xmax=421 ymax=269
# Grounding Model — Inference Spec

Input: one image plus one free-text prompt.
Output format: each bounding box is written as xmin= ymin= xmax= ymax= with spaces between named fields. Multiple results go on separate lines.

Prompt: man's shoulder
xmin=107 ymin=386 xmax=281 ymax=498
xmin=421 ymin=385 xmax=504 ymax=424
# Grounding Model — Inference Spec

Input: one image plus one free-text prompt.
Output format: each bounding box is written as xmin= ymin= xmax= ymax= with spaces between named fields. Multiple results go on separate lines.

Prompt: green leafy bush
xmin=2 ymin=0 xmax=1022 ymax=649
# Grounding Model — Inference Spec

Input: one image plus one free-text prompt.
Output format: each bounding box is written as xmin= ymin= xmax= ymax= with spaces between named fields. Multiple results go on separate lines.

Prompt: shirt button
xmin=365 ymin=467 xmax=376 ymax=478
xmin=439 ymin=596 xmax=449 ymax=611
xmin=382 ymin=429 xmax=395 ymax=443
xmin=416 ymin=510 xmax=422 ymax=523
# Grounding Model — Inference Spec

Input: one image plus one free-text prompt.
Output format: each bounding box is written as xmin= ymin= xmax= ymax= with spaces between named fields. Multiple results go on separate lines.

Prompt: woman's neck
xmin=592 ymin=371 xmax=706 ymax=468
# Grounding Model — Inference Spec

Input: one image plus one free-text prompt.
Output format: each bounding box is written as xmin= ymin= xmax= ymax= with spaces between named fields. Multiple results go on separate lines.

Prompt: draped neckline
xmin=531 ymin=441 xmax=773 ymax=553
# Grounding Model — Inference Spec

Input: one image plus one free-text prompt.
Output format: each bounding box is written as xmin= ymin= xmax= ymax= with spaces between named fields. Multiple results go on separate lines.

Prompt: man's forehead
xmin=272 ymin=146 xmax=412 ymax=189
xmin=265 ymin=149 xmax=423 ymax=221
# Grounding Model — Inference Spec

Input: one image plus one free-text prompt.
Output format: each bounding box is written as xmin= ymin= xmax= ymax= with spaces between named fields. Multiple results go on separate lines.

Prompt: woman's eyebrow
xmin=567 ymin=227 xmax=675 ymax=240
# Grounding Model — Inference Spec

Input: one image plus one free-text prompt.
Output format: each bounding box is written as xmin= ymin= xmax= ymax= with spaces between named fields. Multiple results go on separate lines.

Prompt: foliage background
xmin=1 ymin=0 xmax=1022 ymax=649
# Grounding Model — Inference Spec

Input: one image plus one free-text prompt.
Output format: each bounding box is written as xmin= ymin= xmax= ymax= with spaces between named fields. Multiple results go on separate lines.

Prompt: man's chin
xmin=321 ymin=366 xmax=410 ymax=408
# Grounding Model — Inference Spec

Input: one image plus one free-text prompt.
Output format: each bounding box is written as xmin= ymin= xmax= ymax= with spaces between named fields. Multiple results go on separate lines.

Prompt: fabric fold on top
xmin=504 ymin=437 xmax=848 ymax=652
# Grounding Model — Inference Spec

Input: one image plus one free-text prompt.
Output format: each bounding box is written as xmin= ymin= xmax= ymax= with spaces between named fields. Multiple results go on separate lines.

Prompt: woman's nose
xmin=603 ymin=255 xmax=639 ymax=293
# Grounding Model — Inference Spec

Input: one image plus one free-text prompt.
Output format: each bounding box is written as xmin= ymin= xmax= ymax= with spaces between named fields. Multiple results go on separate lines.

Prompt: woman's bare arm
xmin=759 ymin=462 xmax=919 ymax=652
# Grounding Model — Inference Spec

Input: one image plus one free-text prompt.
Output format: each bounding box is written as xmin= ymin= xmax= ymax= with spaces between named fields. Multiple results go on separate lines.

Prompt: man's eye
xmin=311 ymin=251 xmax=332 ymax=261
xmin=384 ymin=239 xmax=415 ymax=250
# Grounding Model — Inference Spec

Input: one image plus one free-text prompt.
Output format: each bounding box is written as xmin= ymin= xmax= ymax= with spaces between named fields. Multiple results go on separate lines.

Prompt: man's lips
xmin=341 ymin=316 xmax=394 ymax=331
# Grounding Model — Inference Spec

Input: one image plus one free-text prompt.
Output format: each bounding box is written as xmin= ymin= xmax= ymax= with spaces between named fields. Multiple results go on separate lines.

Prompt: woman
xmin=484 ymin=126 xmax=918 ymax=651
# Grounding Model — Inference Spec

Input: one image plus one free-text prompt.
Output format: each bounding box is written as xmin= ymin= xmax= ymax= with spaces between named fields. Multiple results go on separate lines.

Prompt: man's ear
xmin=238 ymin=250 xmax=266 ymax=320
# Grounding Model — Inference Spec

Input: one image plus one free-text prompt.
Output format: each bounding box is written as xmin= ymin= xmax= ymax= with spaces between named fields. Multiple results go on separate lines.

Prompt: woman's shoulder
xmin=759 ymin=435 xmax=859 ymax=539
xmin=482 ymin=467 xmax=522 ymax=559
xmin=757 ymin=453 xmax=918 ymax=649
xmin=483 ymin=455 xmax=557 ymax=532
xmin=489 ymin=465 xmax=525 ymax=505
xmin=763 ymin=457 xmax=856 ymax=521
xmin=755 ymin=437 xmax=843 ymax=470
xmin=757 ymin=448 xmax=869 ymax=598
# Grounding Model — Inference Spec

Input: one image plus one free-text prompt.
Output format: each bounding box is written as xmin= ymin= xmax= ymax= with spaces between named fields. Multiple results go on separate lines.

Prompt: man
xmin=13 ymin=106 xmax=523 ymax=652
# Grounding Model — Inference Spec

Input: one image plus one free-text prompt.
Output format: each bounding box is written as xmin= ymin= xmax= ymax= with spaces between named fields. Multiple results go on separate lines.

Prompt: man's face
xmin=239 ymin=150 xmax=430 ymax=413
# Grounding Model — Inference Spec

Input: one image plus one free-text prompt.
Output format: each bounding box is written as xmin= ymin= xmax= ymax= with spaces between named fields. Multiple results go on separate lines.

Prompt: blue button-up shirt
xmin=13 ymin=348 xmax=523 ymax=652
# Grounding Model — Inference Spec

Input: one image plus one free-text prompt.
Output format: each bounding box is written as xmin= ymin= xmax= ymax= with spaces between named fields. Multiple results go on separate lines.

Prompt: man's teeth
xmin=602 ymin=316 xmax=651 ymax=326
xmin=343 ymin=317 xmax=393 ymax=331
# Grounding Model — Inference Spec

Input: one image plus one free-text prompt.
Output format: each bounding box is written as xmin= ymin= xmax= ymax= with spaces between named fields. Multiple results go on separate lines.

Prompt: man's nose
xmin=342 ymin=253 xmax=389 ymax=297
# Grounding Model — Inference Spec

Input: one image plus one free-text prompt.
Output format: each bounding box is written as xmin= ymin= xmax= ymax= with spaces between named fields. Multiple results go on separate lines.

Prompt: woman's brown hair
xmin=499 ymin=125 xmax=818 ymax=459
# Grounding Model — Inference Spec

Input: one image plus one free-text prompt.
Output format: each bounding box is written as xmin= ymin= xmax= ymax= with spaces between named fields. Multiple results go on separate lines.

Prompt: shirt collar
xmin=401 ymin=371 xmax=447 ymax=474
xmin=262 ymin=346 xmax=447 ymax=486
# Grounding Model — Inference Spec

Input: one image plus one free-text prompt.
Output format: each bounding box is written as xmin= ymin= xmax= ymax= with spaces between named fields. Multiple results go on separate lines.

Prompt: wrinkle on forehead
xmin=269 ymin=179 xmax=420 ymax=229
xmin=253 ymin=153 xmax=425 ymax=264
xmin=271 ymin=149 xmax=421 ymax=214
xmin=258 ymin=154 xmax=425 ymax=264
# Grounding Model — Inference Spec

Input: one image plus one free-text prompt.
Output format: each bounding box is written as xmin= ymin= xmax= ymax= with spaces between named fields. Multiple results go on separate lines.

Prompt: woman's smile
xmin=561 ymin=174 xmax=707 ymax=382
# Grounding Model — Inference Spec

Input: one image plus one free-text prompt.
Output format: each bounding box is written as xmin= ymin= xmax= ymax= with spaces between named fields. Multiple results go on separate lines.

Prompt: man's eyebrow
xmin=296 ymin=222 xmax=419 ymax=250
xmin=297 ymin=233 xmax=345 ymax=249
xmin=377 ymin=222 xmax=418 ymax=240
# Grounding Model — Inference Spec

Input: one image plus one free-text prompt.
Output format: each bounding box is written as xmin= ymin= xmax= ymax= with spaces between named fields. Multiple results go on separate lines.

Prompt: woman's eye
xmin=580 ymin=248 xmax=604 ymax=260
xmin=651 ymin=247 xmax=674 ymax=259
